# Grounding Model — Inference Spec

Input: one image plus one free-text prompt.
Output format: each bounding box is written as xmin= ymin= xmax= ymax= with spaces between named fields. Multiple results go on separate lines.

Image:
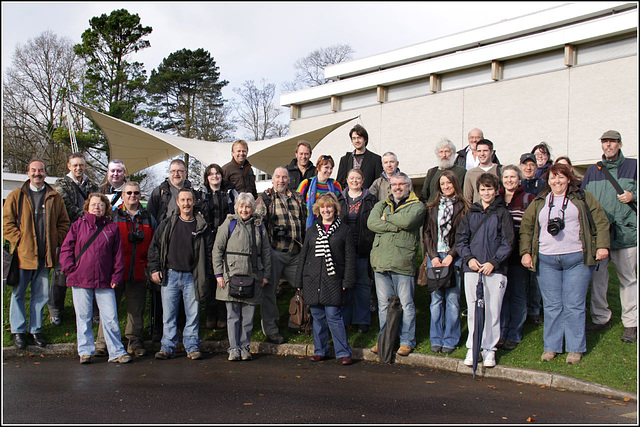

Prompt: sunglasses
xmin=125 ymin=191 xmax=141 ymax=196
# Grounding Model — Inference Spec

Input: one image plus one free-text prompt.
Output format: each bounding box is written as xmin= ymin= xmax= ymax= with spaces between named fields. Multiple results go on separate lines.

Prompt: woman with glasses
xmin=297 ymin=155 xmax=343 ymax=229
xmin=195 ymin=163 xmax=238 ymax=330
xmin=531 ymin=142 xmax=553 ymax=180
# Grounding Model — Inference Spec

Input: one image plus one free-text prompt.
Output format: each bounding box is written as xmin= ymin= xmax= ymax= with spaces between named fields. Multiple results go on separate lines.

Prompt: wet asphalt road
xmin=3 ymin=352 xmax=636 ymax=424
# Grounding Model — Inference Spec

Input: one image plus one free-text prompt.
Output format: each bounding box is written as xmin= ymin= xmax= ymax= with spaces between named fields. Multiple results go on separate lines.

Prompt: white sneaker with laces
xmin=482 ymin=350 xmax=496 ymax=368
xmin=463 ymin=349 xmax=474 ymax=366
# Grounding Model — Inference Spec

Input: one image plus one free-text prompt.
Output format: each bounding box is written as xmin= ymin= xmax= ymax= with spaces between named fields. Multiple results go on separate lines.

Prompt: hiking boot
xmin=396 ymin=345 xmax=412 ymax=357
xmin=621 ymin=327 xmax=637 ymax=343
xmin=205 ymin=316 xmax=216 ymax=329
xmin=109 ymin=354 xmax=133 ymax=364
xmin=441 ymin=346 xmax=455 ymax=355
xmin=431 ymin=345 xmax=442 ymax=353
xmin=155 ymin=350 xmax=174 ymax=360
xmin=370 ymin=343 xmax=378 ymax=354
xmin=528 ymin=314 xmax=544 ymax=326
xmin=79 ymin=355 xmax=91 ymax=364
xmin=265 ymin=333 xmax=286 ymax=344
xmin=463 ymin=349 xmax=474 ymax=366
xmin=496 ymin=339 xmax=505 ymax=349
xmin=134 ymin=348 xmax=147 ymax=357
xmin=94 ymin=347 xmax=108 ymax=357
xmin=216 ymin=320 xmax=227 ymax=330
xmin=503 ymin=340 xmax=519 ymax=351
xmin=566 ymin=352 xmax=582 ymax=364
xmin=482 ymin=350 xmax=496 ymax=368
xmin=228 ymin=348 xmax=241 ymax=361
xmin=357 ymin=324 xmax=370 ymax=334
xmin=541 ymin=351 xmax=557 ymax=361
xmin=240 ymin=348 xmax=252 ymax=361
xmin=13 ymin=333 xmax=27 ymax=350
xmin=50 ymin=316 xmax=62 ymax=326
xmin=586 ymin=320 xmax=611 ymax=332
xmin=187 ymin=351 xmax=203 ymax=360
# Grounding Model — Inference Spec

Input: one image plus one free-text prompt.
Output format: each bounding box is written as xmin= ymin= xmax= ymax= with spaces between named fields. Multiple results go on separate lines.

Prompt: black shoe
xmin=205 ymin=316 xmax=216 ymax=329
xmin=50 ymin=316 xmax=62 ymax=326
xmin=31 ymin=333 xmax=47 ymax=347
xmin=431 ymin=345 xmax=442 ymax=353
xmin=503 ymin=340 xmax=519 ymax=351
xmin=621 ymin=327 xmax=637 ymax=343
xmin=357 ymin=324 xmax=370 ymax=333
xmin=528 ymin=314 xmax=544 ymax=326
xmin=265 ymin=333 xmax=286 ymax=344
xmin=441 ymin=346 xmax=455 ymax=354
xmin=496 ymin=339 xmax=506 ymax=349
xmin=13 ymin=334 xmax=27 ymax=349
xmin=586 ymin=320 xmax=611 ymax=332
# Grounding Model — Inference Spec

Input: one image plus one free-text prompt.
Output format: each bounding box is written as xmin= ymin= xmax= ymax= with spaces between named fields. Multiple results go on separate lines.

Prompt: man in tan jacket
xmin=3 ymin=159 xmax=70 ymax=349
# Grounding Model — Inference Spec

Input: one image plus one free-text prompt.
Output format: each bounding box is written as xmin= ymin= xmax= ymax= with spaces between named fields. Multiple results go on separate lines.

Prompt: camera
xmin=128 ymin=229 xmax=145 ymax=243
xmin=547 ymin=217 xmax=565 ymax=236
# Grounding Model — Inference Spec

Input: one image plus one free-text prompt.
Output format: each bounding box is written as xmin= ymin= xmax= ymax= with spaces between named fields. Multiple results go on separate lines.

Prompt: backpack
xmin=288 ymin=288 xmax=312 ymax=336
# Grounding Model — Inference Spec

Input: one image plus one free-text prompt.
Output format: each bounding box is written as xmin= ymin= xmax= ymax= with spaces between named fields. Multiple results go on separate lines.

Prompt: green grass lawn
xmin=3 ymin=264 xmax=637 ymax=393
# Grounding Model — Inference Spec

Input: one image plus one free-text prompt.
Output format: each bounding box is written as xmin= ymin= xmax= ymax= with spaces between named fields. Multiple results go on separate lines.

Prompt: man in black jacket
xmin=336 ymin=124 xmax=383 ymax=190
xmin=287 ymin=140 xmax=317 ymax=192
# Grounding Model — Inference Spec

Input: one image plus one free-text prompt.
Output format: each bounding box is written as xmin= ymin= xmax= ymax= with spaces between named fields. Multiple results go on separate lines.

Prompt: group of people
xmin=4 ymin=124 xmax=636 ymax=369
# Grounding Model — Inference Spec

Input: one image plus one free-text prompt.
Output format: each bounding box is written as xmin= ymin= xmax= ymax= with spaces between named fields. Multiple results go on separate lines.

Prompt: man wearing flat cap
xmin=520 ymin=153 xmax=545 ymax=196
xmin=582 ymin=130 xmax=637 ymax=343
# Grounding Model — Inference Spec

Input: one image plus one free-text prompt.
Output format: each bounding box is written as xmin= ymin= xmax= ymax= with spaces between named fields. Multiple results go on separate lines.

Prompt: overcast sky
xmin=2 ymin=1 xmax=568 ymax=123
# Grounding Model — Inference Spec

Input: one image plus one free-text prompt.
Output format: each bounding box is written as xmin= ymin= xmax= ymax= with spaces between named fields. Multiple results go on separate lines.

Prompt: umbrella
xmin=472 ymin=273 xmax=485 ymax=379
xmin=378 ymin=296 xmax=403 ymax=364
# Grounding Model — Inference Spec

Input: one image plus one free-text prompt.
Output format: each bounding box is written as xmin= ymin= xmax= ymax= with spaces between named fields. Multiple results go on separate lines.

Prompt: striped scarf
xmin=315 ymin=217 xmax=341 ymax=276
xmin=439 ymin=196 xmax=456 ymax=241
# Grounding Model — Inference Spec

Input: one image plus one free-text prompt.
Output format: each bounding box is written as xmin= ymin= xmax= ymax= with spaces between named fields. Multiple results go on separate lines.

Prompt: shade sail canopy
xmin=72 ymin=103 xmax=357 ymax=175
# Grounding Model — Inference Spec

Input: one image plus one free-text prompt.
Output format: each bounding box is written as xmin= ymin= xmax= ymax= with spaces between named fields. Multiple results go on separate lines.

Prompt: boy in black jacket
xmin=455 ymin=173 xmax=514 ymax=368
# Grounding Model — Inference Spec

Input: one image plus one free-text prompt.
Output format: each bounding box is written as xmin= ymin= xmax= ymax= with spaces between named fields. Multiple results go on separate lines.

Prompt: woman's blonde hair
xmin=311 ymin=192 xmax=341 ymax=218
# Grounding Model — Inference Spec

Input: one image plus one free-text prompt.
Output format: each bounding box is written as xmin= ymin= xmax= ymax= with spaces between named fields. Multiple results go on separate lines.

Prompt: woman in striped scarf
xmin=297 ymin=155 xmax=343 ymax=229
xmin=295 ymin=193 xmax=356 ymax=365
xmin=423 ymin=170 xmax=469 ymax=355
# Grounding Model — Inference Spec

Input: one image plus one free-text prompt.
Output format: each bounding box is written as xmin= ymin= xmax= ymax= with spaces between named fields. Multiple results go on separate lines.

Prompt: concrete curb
xmin=3 ymin=341 xmax=636 ymax=402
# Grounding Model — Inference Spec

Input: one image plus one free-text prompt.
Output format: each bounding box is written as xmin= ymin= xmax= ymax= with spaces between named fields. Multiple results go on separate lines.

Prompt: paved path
xmin=3 ymin=353 xmax=637 ymax=424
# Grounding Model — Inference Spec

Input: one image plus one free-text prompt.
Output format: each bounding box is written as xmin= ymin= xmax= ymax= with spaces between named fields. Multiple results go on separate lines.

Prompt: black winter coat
xmin=294 ymin=219 xmax=356 ymax=306
xmin=336 ymin=149 xmax=383 ymax=190
xmin=286 ymin=158 xmax=317 ymax=192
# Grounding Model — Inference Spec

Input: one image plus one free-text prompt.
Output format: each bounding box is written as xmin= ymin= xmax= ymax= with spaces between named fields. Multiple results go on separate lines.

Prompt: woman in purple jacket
xmin=60 ymin=193 xmax=131 ymax=365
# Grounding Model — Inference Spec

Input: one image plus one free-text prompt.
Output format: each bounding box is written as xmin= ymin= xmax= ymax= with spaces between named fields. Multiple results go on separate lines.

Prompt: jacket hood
xmin=81 ymin=212 xmax=112 ymax=227
xmin=341 ymin=187 xmax=372 ymax=200
xmin=601 ymin=150 xmax=627 ymax=167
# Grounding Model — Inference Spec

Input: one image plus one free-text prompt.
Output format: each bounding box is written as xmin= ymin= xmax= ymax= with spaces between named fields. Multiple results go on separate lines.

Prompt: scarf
xmin=305 ymin=176 xmax=337 ymax=229
xmin=439 ymin=196 xmax=456 ymax=241
xmin=315 ymin=217 xmax=341 ymax=276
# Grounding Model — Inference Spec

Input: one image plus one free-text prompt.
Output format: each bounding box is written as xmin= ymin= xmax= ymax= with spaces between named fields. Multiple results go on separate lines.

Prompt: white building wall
xmin=289 ymin=56 xmax=637 ymax=181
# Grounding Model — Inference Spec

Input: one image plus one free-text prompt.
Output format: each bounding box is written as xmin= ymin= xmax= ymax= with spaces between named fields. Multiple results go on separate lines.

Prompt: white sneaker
xmin=228 ymin=348 xmax=241 ymax=361
xmin=463 ymin=349 xmax=474 ymax=366
xmin=482 ymin=350 xmax=496 ymax=368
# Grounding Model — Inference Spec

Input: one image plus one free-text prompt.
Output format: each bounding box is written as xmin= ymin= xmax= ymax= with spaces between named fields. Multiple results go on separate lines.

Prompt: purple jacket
xmin=60 ymin=213 xmax=124 ymax=289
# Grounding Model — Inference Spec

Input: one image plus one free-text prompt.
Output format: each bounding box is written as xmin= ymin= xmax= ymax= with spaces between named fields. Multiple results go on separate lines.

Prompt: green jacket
xmin=367 ymin=191 xmax=426 ymax=276
xmin=212 ymin=214 xmax=272 ymax=305
xmin=147 ymin=211 xmax=213 ymax=302
xmin=581 ymin=151 xmax=637 ymax=249
xmin=519 ymin=187 xmax=610 ymax=272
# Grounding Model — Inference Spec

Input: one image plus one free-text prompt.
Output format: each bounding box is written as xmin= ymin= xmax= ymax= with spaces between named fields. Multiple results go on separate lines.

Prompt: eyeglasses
xmin=170 ymin=170 xmax=186 ymax=175
xmin=125 ymin=191 xmax=141 ymax=196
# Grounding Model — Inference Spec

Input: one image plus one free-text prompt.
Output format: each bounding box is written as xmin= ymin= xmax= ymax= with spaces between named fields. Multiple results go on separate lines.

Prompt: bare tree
xmin=282 ymin=43 xmax=354 ymax=92
xmin=3 ymin=30 xmax=84 ymax=176
xmin=232 ymin=79 xmax=283 ymax=141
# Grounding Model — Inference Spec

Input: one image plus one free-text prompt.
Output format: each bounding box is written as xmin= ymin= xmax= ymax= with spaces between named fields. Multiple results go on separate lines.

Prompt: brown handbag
xmin=417 ymin=256 xmax=428 ymax=287
xmin=288 ymin=289 xmax=311 ymax=335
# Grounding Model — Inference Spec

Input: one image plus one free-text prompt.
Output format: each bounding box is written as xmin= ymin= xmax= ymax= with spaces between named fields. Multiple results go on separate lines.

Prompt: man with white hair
xmin=259 ymin=167 xmax=307 ymax=342
xmin=368 ymin=172 xmax=426 ymax=358
xmin=369 ymin=152 xmax=400 ymax=202
xmin=420 ymin=138 xmax=467 ymax=204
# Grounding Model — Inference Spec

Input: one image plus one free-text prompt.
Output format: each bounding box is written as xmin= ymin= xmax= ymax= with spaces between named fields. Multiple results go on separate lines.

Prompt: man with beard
xmin=420 ymin=138 xmax=467 ymax=204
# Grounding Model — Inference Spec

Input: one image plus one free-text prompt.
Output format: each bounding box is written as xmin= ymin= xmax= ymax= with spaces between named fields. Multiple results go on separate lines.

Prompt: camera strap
xmin=547 ymin=191 xmax=569 ymax=224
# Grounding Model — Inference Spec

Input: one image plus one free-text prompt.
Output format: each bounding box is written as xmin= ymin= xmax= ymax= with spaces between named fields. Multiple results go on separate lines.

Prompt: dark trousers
xmin=96 ymin=281 xmax=147 ymax=351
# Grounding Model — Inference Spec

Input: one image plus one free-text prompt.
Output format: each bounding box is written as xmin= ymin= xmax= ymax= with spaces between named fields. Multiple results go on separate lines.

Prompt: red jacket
xmin=113 ymin=206 xmax=156 ymax=283
xmin=60 ymin=213 xmax=124 ymax=288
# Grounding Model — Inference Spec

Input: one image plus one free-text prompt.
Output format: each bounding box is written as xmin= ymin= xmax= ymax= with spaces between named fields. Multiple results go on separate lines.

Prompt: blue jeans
xmin=500 ymin=261 xmax=529 ymax=342
xmin=10 ymin=266 xmax=50 ymax=334
xmin=71 ymin=287 xmax=127 ymax=360
xmin=342 ymin=257 xmax=372 ymax=326
xmin=427 ymin=253 xmax=461 ymax=349
xmin=309 ymin=305 xmax=351 ymax=358
xmin=537 ymin=252 xmax=593 ymax=353
xmin=226 ymin=301 xmax=255 ymax=351
xmin=160 ymin=269 xmax=201 ymax=354
xmin=374 ymin=272 xmax=416 ymax=349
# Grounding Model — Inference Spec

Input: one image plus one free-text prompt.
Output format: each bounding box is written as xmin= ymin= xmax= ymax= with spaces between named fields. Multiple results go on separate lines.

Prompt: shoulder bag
xmin=226 ymin=222 xmax=258 ymax=298
xmin=3 ymin=192 xmax=24 ymax=287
